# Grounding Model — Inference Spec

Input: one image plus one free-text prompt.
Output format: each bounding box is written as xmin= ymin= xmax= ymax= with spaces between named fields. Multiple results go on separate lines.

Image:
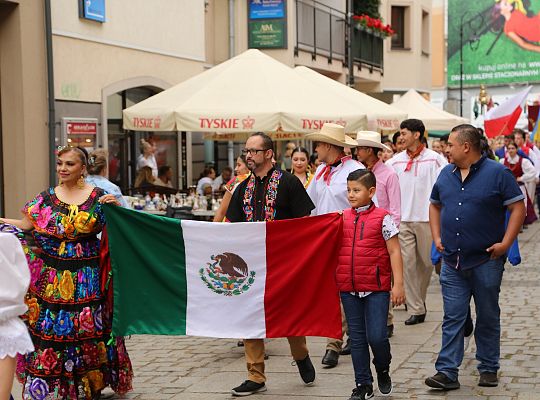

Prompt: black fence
xmin=295 ymin=0 xmax=346 ymax=61
xmin=352 ymin=27 xmax=384 ymax=70
xmin=295 ymin=0 xmax=383 ymax=71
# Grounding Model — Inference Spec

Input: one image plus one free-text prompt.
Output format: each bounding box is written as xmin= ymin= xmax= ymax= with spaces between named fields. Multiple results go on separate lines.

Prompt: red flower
xmin=79 ymin=307 xmax=95 ymax=333
xmin=40 ymin=348 xmax=59 ymax=372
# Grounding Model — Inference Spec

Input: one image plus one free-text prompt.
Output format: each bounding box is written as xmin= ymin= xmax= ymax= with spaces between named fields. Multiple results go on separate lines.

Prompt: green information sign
xmin=447 ymin=0 xmax=540 ymax=87
xmin=249 ymin=19 xmax=286 ymax=49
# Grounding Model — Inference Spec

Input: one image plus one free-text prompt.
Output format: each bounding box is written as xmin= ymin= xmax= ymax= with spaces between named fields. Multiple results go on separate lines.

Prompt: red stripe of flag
xmin=264 ymin=213 xmax=342 ymax=339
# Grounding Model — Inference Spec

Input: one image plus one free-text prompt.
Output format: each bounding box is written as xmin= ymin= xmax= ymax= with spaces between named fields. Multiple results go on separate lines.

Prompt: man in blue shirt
xmin=425 ymin=124 xmax=525 ymax=391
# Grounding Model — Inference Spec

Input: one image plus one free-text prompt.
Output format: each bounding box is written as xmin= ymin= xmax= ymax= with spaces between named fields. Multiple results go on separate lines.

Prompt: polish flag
xmin=484 ymin=86 xmax=532 ymax=138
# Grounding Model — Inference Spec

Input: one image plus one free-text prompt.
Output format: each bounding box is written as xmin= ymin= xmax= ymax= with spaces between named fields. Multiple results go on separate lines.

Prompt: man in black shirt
xmin=227 ymin=132 xmax=316 ymax=397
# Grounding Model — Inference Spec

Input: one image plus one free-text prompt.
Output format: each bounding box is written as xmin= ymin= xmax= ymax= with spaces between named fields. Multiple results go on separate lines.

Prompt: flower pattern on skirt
xmin=15 ymin=187 xmax=133 ymax=399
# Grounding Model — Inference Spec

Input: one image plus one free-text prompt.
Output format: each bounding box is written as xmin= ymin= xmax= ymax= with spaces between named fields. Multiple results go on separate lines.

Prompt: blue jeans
xmin=435 ymin=258 xmax=505 ymax=381
xmin=340 ymin=291 xmax=391 ymax=385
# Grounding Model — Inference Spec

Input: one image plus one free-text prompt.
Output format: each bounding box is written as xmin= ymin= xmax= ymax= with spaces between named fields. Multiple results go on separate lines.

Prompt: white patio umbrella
xmin=391 ymin=89 xmax=468 ymax=131
xmin=123 ymin=49 xmax=367 ymax=134
xmin=294 ymin=66 xmax=407 ymax=132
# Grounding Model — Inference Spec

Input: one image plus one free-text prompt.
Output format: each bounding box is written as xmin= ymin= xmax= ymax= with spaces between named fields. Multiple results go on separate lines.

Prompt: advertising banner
xmin=249 ymin=0 xmax=285 ymax=19
xmin=249 ymin=20 xmax=286 ymax=49
xmin=447 ymin=0 xmax=540 ymax=87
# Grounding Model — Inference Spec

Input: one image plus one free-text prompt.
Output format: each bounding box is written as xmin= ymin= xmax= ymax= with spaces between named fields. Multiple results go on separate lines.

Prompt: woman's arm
xmin=507 ymin=31 xmax=540 ymax=53
xmin=0 ymin=215 xmax=34 ymax=231
xmin=386 ymin=235 xmax=405 ymax=306
xmin=213 ymin=191 xmax=232 ymax=222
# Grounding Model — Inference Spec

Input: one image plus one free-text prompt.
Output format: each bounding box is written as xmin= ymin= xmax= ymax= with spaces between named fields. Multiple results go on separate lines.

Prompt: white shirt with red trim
xmin=386 ymin=148 xmax=447 ymax=222
xmin=307 ymin=156 xmax=365 ymax=216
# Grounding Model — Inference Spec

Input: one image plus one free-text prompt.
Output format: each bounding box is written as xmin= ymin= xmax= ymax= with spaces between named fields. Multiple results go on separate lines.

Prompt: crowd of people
xmin=0 ymin=118 xmax=535 ymax=399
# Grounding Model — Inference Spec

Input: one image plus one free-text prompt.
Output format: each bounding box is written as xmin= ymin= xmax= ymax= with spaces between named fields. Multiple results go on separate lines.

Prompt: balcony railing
xmin=352 ymin=27 xmax=384 ymax=71
xmin=295 ymin=0 xmax=346 ymax=61
xmin=294 ymin=1 xmax=383 ymax=72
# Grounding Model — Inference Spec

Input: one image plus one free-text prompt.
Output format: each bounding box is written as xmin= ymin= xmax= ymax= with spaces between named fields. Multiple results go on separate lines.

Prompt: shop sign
xmin=63 ymin=118 xmax=98 ymax=135
xmin=249 ymin=0 xmax=285 ymax=20
xmin=249 ymin=20 xmax=286 ymax=49
xmin=79 ymin=0 xmax=106 ymax=23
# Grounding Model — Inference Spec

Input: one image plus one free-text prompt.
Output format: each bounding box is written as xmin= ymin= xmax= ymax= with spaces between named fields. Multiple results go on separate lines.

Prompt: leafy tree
xmin=353 ymin=0 xmax=380 ymax=19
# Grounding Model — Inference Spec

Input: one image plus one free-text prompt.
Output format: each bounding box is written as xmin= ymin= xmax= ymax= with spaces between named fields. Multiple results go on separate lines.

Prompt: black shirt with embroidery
xmin=226 ymin=168 xmax=315 ymax=222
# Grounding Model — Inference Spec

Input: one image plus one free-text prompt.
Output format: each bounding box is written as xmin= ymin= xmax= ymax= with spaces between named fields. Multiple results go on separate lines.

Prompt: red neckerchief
xmin=405 ymin=144 xmax=425 ymax=172
xmin=316 ymin=154 xmax=349 ymax=185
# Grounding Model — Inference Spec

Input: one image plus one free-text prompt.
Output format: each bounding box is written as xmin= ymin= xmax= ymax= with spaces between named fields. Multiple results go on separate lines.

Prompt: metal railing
xmin=352 ymin=27 xmax=384 ymax=70
xmin=295 ymin=0 xmax=383 ymax=71
xmin=295 ymin=0 xmax=346 ymax=61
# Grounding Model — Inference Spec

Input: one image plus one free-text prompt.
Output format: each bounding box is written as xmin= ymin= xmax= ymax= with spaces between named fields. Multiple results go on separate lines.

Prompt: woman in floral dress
xmin=0 ymin=146 xmax=132 ymax=399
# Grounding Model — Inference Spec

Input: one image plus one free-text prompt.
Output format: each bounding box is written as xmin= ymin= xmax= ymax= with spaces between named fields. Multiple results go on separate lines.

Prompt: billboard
xmin=447 ymin=0 xmax=540 ymax=87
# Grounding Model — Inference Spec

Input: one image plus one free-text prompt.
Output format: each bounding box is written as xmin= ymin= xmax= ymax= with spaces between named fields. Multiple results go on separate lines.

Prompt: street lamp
xmin=459 ymin=11 xmax=468 ymax=117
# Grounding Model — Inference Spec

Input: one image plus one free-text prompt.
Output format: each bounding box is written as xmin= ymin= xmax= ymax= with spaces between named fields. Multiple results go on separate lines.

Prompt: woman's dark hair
xmin=479 ymin=135 xmax=496 ymax=160
xmin=347 ymin=169 xmax=377 ymax=189
xmin=506 ymin=140 xmax=518 ymax=149
xmin=200 ymin=167 xmax=215 ymax=178
xmin=309 ymin=153 xmax=318 ymax=165
xmin=237 ymin=153 xmax=247 ymax=165
xmin=291 ymin=147 xmax=310 ymax=158
xmin=392 ymin=132 xmax=401 ymax=145
xmin=158 ymin=165 xmax=171 ymax=177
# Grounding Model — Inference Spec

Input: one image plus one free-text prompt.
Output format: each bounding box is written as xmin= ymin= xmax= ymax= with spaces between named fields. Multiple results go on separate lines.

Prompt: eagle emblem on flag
xmin=199 ymin=253 xmax=256 ymax=296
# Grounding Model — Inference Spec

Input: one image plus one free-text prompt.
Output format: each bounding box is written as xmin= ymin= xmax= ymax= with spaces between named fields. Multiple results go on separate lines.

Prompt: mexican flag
xmin=103 ymin=205 xmax=343 ymax=339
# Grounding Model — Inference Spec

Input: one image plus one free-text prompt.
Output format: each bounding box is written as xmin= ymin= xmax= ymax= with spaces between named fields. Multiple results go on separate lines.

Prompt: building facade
xmin=0 ymin=0 xmax=434 ymax=216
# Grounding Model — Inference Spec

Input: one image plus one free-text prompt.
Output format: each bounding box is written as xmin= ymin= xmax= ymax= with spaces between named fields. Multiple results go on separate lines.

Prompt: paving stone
xmin=10 ymin=221 xmax=540 ymax=399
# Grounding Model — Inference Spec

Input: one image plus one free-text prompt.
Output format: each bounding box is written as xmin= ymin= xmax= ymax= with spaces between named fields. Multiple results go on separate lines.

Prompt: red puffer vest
xmin=336 ymin=204 xmax=392 ymax=292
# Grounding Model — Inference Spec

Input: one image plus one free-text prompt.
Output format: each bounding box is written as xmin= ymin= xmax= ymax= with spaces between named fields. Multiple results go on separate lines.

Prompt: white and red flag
xmin=484 ymin=86 xmax=532 ymax=138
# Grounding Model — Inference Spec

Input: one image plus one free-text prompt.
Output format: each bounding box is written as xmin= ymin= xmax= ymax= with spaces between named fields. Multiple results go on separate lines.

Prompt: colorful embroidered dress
xmin=17 ymin=187 xmax=133 ymax=400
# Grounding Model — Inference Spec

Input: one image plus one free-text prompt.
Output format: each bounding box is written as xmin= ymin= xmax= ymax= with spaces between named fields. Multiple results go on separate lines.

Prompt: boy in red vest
xmin=337 ymin=169 xmax=405 ymax=400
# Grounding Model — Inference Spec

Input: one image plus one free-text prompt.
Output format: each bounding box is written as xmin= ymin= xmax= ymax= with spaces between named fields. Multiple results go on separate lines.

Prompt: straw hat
xmin=304 ymin=123 xmax=358 ymax=148
xmin=356 ymin=131 xmax=391 ymax=151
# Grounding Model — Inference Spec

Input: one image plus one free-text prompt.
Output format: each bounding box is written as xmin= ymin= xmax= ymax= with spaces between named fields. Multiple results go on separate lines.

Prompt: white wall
xmin=51 ymin=0 xmax=206 ymax=61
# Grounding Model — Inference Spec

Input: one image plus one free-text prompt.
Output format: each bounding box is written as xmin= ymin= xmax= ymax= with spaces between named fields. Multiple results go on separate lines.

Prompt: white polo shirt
xmin=386 ymin=148 xmax=447 ymax=222
xmin=307 ymin=156 xmax=365 ymax=215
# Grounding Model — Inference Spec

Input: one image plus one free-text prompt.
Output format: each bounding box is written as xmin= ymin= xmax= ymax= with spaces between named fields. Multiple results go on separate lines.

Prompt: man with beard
xmin=226 ymin=132 xmax=316 ymax=396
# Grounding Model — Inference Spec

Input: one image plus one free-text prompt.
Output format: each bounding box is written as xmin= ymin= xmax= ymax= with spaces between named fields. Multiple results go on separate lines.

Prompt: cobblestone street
xmin=13 ymin=222 xmax=540 ymax=399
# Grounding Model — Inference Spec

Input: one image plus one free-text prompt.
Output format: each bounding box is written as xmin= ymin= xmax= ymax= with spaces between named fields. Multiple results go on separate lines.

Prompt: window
xmin=391 ymin=6 xmax=406 ymax=49
xmin=421 ymin=10 xmax=430 ymax=55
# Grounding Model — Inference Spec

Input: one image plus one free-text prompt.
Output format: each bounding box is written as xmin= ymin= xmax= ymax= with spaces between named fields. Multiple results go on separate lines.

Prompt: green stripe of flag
xmin=104 ymin=205 xmax=187 ymax=336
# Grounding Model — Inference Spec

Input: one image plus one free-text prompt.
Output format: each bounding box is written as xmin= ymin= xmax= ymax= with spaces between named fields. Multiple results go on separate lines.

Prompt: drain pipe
xmin=45 ymin=0 xmax=56 ymax=185
xmin=227 ymin=0 xmax=235 ymax=168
